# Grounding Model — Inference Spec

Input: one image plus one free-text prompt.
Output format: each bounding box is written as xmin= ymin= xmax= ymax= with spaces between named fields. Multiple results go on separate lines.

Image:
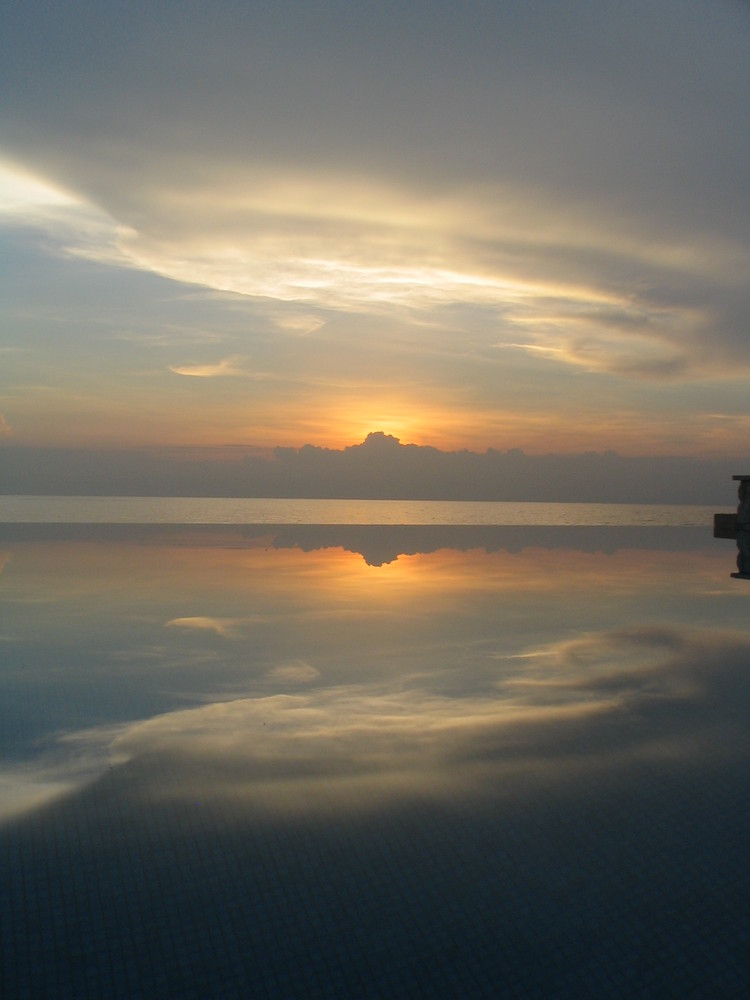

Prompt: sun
xmin=326 ymin=397 xmax=456 ymax=450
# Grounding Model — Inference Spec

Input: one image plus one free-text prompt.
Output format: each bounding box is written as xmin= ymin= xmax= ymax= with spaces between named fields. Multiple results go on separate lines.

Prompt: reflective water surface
xmin=1 ymin=521 xmax=749 ymax=997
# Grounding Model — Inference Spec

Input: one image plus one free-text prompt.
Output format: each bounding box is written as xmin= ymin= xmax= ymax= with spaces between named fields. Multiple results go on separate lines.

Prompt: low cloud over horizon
xmin=0 ymin=431 xmax=742 ymax=503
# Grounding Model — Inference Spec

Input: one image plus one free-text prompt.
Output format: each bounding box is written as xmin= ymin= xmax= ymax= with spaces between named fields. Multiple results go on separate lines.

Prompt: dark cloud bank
xmin=0 ymin=433 xmax=741 ymax=502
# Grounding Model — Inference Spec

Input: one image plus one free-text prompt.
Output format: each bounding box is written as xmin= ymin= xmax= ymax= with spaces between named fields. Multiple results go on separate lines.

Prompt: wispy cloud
xmin=168 ymin=357 xmax=247 ymax=378
xmin=273 ymin=313 xmax=325 ymax=336
xmin=0 ymin=158 xmax=77 ymax=215
xmin=165 ymin=616 xmax=243 ymax=639
xmin=10 ymin=166 xmax=748 ymax=383
xmin=265 ymin=660 xmax=320 ymax=685
xmin=0 ymin=159 xmax=131 ymax=264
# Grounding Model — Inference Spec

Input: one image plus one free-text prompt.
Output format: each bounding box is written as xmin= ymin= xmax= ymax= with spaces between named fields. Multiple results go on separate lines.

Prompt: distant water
xmin=0 ymin=495 xmax=724 ymax=526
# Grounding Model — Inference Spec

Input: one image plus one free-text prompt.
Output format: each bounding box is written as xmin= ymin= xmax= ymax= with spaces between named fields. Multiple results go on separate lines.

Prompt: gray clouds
xmin=0 ymin=433 xmax=742 ymax=501
xmin=3 ymin=1 xmax=747 ymax=221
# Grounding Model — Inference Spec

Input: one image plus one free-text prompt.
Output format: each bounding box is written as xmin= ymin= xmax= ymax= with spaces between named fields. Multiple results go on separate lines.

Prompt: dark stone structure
xmin=713 ymin=475 xmax=750 ymax=578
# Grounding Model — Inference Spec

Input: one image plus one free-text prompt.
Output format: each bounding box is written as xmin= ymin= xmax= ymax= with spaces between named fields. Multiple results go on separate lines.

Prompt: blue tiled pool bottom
xmin=2 ymin=755 xmax=749 ymax=999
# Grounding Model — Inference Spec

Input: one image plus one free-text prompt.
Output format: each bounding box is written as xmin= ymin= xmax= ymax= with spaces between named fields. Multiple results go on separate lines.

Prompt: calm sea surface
xmin=0 ymin=495 xmax=724 ymax=525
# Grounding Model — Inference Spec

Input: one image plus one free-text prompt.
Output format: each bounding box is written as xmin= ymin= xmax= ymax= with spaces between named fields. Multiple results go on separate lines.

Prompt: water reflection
xmin=1 ymin=525 xmax=749 ymax=997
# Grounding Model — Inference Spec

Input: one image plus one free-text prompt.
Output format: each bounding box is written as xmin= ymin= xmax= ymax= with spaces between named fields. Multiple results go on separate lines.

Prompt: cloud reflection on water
xmin=0 ymin=524 xmax=746 ymax=823
xmin=68 ymin=624 xmax=750 ymax=819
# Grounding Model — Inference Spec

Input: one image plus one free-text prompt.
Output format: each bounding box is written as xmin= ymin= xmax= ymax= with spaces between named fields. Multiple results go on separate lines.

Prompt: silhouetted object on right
xmin=713 ymin=475 xmax=750 ymax=578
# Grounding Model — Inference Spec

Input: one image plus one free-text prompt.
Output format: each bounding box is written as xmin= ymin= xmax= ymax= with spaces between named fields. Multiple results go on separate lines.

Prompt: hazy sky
xmin=1 ymin=1 xmax=750 ymax=458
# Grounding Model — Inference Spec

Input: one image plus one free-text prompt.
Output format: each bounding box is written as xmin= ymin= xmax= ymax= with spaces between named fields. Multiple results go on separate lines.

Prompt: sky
xmin=1 ymin=0 xmax=750 ymax=476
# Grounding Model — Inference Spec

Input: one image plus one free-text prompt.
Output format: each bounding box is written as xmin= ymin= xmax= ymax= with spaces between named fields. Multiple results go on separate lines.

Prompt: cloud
xmin=0 ymin=1 xmax=747 ymax=381
xmin=37 ymin=189 xmax=750 ymax=384
xmin=0 ymin=436 xmax=738 ymax=500
xmin=0 ymin=158 xmax=131 ymax=264
xmin=273 ymin=313 xmax=325 ymax=336
xmin=165 ymin=616 xmax=242 ymax=639
xmin=0 ymin=413 xmax=11 ymax=437
xmin=168 ymin=357 xmax=247 ymax=378
xmin=0 ymin=158 xmax=77 ymax=216
xmin=265 ymin=660 xmax=320 ymax=685
xmin=29 ymin=171 xmax=742 ymax=382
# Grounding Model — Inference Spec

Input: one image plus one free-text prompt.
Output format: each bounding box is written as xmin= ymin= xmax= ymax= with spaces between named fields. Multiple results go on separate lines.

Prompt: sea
xmin=0 ymin=494 xmax=725 ymax=525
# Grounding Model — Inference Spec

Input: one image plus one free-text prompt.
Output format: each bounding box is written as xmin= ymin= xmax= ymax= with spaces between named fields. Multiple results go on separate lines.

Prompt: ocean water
xmin=0 ymin=494 xmax=725 ymax=525
xmin=1 ymin=502 xmax=748 ymax=998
